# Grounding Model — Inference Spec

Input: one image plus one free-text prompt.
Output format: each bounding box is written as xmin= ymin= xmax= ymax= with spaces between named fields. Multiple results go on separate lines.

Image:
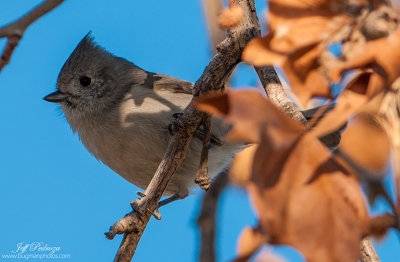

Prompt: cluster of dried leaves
xmin=197 ymin=0 xmax=400 ymax=261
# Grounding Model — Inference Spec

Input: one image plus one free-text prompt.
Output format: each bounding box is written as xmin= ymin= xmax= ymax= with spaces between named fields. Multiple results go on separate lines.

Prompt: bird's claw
xmin=147 ymin=207 xmax=162 ymax=220
xmin=137 ymin=191 xmax=146 ymax=198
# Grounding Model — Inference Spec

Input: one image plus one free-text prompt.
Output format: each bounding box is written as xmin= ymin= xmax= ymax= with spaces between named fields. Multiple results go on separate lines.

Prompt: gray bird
xmin=44 ymin=34 xmax=241 ymax=204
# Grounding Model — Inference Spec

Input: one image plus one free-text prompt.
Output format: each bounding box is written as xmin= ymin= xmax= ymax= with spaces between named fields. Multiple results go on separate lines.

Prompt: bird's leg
xmin=134 ymin=191 xmax=188 ymax=220
xmin=168 ymin=113 xmax=183 ymax=136
xmin=146 ymin=193 xmax=188 ymax=220
xmin=157 ymin=193 xmax=185 ymax=208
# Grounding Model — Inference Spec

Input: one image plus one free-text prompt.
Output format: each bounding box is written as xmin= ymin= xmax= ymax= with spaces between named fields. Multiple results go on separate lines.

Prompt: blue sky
xmin=0 ymin=1 xmax=398 ymax=261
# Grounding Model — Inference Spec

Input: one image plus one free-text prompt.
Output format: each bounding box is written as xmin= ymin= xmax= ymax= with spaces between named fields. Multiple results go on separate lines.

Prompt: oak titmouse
xmin=44 ymin=34 xmax=241 ymax=199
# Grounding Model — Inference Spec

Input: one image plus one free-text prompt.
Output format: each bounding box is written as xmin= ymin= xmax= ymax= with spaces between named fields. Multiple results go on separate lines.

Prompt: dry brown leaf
xmin=230 ymin=145 xmax=258 ymax=186
xmin=197 ymin=90 xmax=370 ymax=262
xmin=248 ymin=132 xmax=369 ymax=262
xmin=283 ymin=50 xmax=332 ymax=107
xmin=340 ymin=114 xmax=391 ymax=173
xmin=311 ymin=90 xmax=368 ymax=138
xmin=242 ymin=35 xmax=286 ymax=67
xmin=345 ymin=71 xmax=384 ymax=97
xmin=310 ymin=71 xmax=386 ymax=138
xmin=195 ymin=92 xmax=229 ymax=117
xmin=218 ymin=2 xmax=244 ymax=28
xmin=243 ymin=40 xmax=332 ymax=107
xmin=195 ymin=90 xmax=305 ymax=143
xmin=241 ymin=0 xmax=373 ymax=107
xmin=254 ymin=250 xmax=287 ymax=262
xmin=243 ymin=0 xmax=355 ymax=107
xmin=369 ymin=213 xmax=398 ymax=239
xmin=268 ymin=0 xmax=352 ymax=53
xmin=329 ymin=29 xmax=400 ymax=84
xmin=234 ymin=226 xmax=266 ymax=262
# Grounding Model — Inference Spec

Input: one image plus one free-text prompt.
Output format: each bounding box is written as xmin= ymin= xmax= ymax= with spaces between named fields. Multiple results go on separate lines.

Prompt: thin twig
xmin=0 ymin=0 xmax=64 ymax=72
xmin=0 ymin=0 xmax=64 ymax=38
xmin=255 ymin=66 xmax=307 ymax=123
xmin=195 ymin=114 xmax=212 ymax=191
xmin=0 ymin=36 xmax=20 ymax=71
xmin=197 ymin=169 xmax=229 ymax=262
xmin=360 ymin=237 xmax=381 ymax=262
xmin=106 ymin=1 xmax=261 ymax=261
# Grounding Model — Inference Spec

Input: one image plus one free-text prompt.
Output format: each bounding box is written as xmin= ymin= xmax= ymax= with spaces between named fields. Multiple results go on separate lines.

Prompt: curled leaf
xmin=329 ymin=29 xmax=400 ymax=84
xmin=197 ymin=90 xmax=370 ymax=262
xmin=248 ymin=132 xmax=370 ymax=262
xmin=230 ymin=145 xmax=258 ymax=186
xmin=369 ymin=213 xmax=398 ymax=239
xmin=234 ymin=226 xmax=266 ymax=262
xmin=241 ymin=0 xmax=370 ymax=107
xmin=242 ymin=35 xmax=286 ymax=67
xmin=268 ymin=0 xmax=352 ymax=53
xmin=340 ymin=113 xmax=391 ymax=173
xmin=196 ymin=90 xmax=305 ymax=143
xmin=311 ymin=90 xmax=368 ymax=138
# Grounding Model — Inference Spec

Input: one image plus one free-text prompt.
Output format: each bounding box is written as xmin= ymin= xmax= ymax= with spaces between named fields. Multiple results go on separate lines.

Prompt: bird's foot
xmin=128 ymin=191 xmax=147 ymax=215
xmin=130 ymin=191 xmax=187 ymax=220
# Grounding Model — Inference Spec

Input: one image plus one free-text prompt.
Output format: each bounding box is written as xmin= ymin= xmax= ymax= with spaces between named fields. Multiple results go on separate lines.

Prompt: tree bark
xmin=360 ymin=237 xmax=381 ymax=262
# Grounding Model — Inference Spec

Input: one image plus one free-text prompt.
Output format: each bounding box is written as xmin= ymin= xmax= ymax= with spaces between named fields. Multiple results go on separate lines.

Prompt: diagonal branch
xmin=105 ymin=1 xmax=261 ymax=261
xmin=0 ymin=36 xmax=20 ymax=72
xmin=255 ymin=65 xmax=307 ymax=123
xmin=0 ymin=0 xmax=64 ymax=72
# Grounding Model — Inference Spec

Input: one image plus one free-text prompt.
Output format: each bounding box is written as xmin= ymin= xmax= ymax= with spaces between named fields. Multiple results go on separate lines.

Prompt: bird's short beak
xmin=43 ymin=90 xmax=68 ymax=103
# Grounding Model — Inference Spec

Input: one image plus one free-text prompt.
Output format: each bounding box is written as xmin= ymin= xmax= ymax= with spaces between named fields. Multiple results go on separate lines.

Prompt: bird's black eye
xmin=79 ymin=76 xmax=91 ymax=86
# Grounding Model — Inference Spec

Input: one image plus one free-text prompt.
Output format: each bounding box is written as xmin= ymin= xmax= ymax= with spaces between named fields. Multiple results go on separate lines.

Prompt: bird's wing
xmin=140 ymin=70 xmax=227 ymax=146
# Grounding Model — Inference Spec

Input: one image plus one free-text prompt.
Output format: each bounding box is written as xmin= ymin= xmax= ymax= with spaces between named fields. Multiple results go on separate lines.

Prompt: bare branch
xmin=197 ymin=169 xmax=229 ymax=262
xmin=0 ymin=0 xmax=64 ymax=38
xmin=0 ymin=36 xmax=20 ymax=72
xmin=360 ymin=237 xmax=381 ymax=262
xmin=255 ymin=66 xmax=307 ymax=123
xmin=106 ymin=1 xmax=261 ymax=261
xmin=0 ymin=0 xmax=64 ymax=72
xmin=105 ymin=211 xmax=138 ymax=241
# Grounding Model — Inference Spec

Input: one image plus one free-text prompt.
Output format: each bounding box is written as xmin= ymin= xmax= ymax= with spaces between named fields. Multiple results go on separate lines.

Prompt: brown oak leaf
xmin=310 ymin=71 xmax=384 ymax=139
xmin=242 ymin=0 xmax=363 ymax=107
xmin=234 ymin=226 xmax=266 ymax=262
xmin=339 ymin=113 xmax=391 ymax=173
xmin=329 ymin=29 xmax=400 ymax=85
xmin=196 ymin=90 xmax=370 ymax=262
